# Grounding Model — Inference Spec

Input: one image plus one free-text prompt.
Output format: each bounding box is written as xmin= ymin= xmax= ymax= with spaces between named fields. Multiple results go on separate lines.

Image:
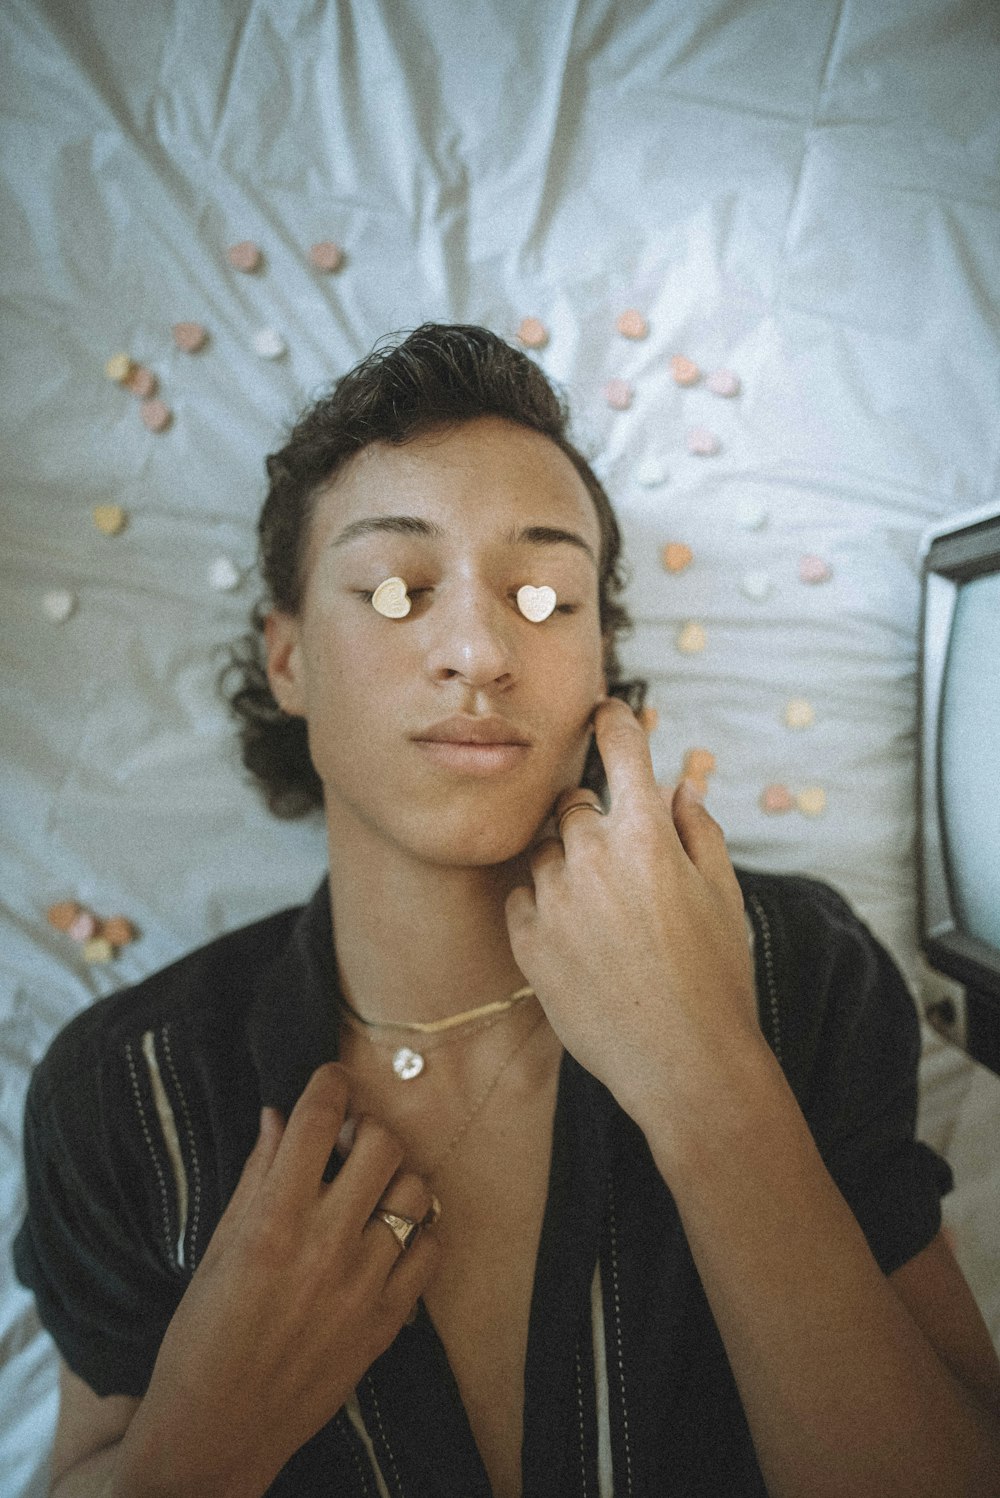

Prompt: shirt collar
xmin=247 ymin=876 xmax=341 ymax=1118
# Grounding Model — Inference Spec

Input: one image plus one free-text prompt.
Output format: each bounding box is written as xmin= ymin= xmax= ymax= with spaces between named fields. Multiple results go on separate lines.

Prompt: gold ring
xmin=370 ymin=1195 xmax=442 ymax=1251
xmin=557 ymin=802 xmax=606 ymax=837
xmin=371 ymin=1209 xmax=421 ymax=1251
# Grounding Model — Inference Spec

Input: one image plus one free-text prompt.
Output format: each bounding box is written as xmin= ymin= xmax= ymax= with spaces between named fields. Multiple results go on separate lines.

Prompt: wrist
xmin=113 ymin=1407 xmax=272 ymax=1498
xmin=627 ymin=1032 xmax=790 ymax=1183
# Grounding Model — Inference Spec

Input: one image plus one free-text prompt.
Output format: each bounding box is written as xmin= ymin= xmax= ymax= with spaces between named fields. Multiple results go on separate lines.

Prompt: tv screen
xmin=918 ymin=502 xmax=1000 ymax=1075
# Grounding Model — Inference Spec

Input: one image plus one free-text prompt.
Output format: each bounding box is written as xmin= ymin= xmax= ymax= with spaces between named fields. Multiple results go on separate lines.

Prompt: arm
xmin=641 ymin=1033 xmax=1000 ymax=1498
xmin=506 ymin=695 xmax=1000 ymax=1498
xmin=45 ymin=1064 xmax=439 ymax=1498
xmin=49 ymin=1362 xmax=138 ymax=1498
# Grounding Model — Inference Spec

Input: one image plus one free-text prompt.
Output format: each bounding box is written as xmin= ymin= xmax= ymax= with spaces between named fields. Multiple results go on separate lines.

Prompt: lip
xmin=414 ymin=741 xmax=530 ymax=775
xmin=412 ymin=714 xmax=531 ymax=746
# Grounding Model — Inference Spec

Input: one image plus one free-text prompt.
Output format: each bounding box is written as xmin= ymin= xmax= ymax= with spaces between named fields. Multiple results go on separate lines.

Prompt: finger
xmin=201 ymin=1106 xmax=284 ymax=1265
xmin=504 ymin=880 xmax=537 ymax=933
xmin=361 ymin=1169 xmax=436 ymax=1267
xmin=672 ymin=780 xmax=744 ymax=903
xmin=329 ymin=1115 xmax=407 ymax=1224
xmin=591 ymin=696 xmax=660 ymax=816
xmin=267 ymin=1062 xmax=350 ymax=1207
xmin=382 ymin=1224 xmax=442 ymax=1325
xmin=551 ymin=787 xmax=605 ymax=831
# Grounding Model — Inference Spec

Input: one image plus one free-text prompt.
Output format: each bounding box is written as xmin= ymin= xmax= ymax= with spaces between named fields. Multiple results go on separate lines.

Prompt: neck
xmin=326 ymin=816 xmax=543 ymax=1027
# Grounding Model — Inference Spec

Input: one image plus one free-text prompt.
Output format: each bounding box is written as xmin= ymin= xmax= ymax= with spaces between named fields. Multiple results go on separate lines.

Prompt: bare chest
xmin=338 ymin=1020 xmax=562 ymax=1496
xmin=422 ymin=1123 xmax=554 ymax=1498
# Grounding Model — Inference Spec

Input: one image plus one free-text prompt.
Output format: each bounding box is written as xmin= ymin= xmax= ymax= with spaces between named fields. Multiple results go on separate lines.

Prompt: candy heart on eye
xmin=371 ymin=576 xmax=411 ymax=617
xmin=516 ymin=584 xmax=556 ymax=622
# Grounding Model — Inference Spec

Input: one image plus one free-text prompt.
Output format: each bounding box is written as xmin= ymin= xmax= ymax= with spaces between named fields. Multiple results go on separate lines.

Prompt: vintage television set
xmin=917 ymin=500 xmax=1000 ymax=1076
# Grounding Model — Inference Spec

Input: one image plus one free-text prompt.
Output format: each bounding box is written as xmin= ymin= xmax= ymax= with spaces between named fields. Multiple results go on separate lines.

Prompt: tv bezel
xmin=917 ymin=500 xmax=1000 ymax=1003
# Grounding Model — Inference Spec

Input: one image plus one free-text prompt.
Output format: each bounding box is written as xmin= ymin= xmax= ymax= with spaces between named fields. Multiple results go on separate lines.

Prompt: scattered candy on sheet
xmin=42 ymin=589 xmax=77 ymax=623
xmin=796 ymin=787 xmax=827 ymax=816
xmin=252 ymin=327 xmax=287 ymax=359
xmin=706 ymin=369 xmax=740 ymax=397
xmin=124 ymin=365 xmax=157 ymax=398
xmin=173 ymin=322 xmax=208 ymax=352
xmin=676 ymin=621 xmax=706 ymax=653
xmin=740 ymin=570 xmax=773 ymax=601
xmin=93 ymin=504 xmax=127 ymax=535
xmin=46 ymin=902 xmax=138 ymax=959
xmin=208 ymin=556 xmax=242 ymax=591
xmin=636 ymin=459 xmax=669 ymax=486
xmin=228 ymin=240 xmax=262 ymax=272
xmin=759 ymin=784 xmax=826 ymax=816
xmin=661 ymin=542 xmax=694 ymax=573
xmin=760 ymin=784 xmax=794 ymax=814
xmin=309 ymin=241 xmax=344 ymax=271
xmin=101 ymin=915 xmax=137 ymax=946
xmin=604 ymin=378 xmax=633 ymax=410
xmin=734 ymin=500 xmax=768 ymax=530
xmin=616 ymin=309 xmax=648 ymax=339
xmin=784 ymin=698 xmax=815 ymax=729
xmin=516 ymin=318 xmax=549 ymax=349
xmin=670 ymin=355 xmax=700 ymax=386
xmin=46 ymin=901 xmax=81 ymax=932
xmin=684 ymin=748 xmax=716 ymax=776
xmin=105 ymin=353 xmax=171 ymax=429
xmin=67 ymin=910 xmax=98 ymax=942
xmin=682 ymin=748 xmax=716 ymax=796
xmin=799 ymin=555 xmax=832 ymax=584
xmin=82 ymin=936 xmax=115 ymax=963
xmin=105 ymin=353 xmax=134 ymax=383
xmin=140 ymin=398 xmax=172 ymax=432
xmin=686 ymin=427 xmax=721 ymax=456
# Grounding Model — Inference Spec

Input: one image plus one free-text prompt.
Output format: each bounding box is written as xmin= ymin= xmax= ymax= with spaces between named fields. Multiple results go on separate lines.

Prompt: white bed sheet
xmin=2 ymin=1 xmax=999 ymax=1490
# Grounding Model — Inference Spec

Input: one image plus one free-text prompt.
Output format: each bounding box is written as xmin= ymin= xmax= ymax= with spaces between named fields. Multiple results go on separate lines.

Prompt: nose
xmin=421 ymin=581 xmax=520 ymax=687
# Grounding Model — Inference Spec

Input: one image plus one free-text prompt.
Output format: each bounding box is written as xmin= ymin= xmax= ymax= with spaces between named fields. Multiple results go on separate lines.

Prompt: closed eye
xmin=357 ymin=581 xmax=577 ymax=611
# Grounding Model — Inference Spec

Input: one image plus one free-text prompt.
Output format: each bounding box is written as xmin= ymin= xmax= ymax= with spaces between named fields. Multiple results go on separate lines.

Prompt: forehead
xmin=313 ymin=416 xmax=601 ymax=559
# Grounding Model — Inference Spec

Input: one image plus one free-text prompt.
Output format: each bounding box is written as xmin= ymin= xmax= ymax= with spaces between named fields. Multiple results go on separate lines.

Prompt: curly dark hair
xmin=221 ymin=323 xmax=649 ymax=816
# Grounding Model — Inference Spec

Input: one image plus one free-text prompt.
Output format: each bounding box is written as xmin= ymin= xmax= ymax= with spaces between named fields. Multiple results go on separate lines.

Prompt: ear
xmin=263 ymin=610 xmax=306 ymax=718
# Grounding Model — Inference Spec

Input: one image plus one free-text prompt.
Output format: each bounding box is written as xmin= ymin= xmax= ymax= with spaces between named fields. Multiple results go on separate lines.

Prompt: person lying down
xmin=14 ymin=324 xmax=1000 ymax=1497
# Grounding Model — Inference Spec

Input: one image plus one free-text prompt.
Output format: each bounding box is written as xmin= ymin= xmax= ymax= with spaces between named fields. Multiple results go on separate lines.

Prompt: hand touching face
xmin=504 ymin=697 xmax=759 ymax=1126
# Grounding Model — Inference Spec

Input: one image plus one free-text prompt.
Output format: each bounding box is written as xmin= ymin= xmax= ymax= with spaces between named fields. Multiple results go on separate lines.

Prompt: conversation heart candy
xmin=371 ymin=577 xmax=411 ymax=617
xmin=516 ymin=584 xmax=556 ymax=621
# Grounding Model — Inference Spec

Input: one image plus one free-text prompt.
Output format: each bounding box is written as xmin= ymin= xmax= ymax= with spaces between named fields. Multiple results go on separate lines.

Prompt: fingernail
xmin=681 ymin=778 xmax=704 ymax=803
xmin=335 ymin=1117 xmax=357 ymax=1156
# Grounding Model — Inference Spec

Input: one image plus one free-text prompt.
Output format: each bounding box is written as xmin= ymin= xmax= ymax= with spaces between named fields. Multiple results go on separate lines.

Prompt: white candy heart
xmin=516 ymin=584 xmax=556 ymax=622
xmin=43 ymin=588 xmax=77 ymax=623
xmin=208 ymin=556 xmax=241 ymax=592
xmin=371 ymin=577 xmax=411 ymax=617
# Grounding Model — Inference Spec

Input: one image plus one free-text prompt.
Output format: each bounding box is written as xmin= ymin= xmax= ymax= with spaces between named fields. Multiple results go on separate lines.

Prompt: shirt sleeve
xmin=785 ymin=878 xmax=954 ymax=1277
xmin=12 ymin=1013 xmax=186 ymax=1398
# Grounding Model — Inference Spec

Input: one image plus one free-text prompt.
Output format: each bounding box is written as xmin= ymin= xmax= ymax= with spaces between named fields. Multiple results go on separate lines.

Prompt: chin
xmin=405 ymin=802 xmax=554 ymax=868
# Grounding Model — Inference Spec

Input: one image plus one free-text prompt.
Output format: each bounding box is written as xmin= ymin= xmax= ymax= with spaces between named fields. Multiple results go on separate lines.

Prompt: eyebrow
xmin=330 ymin=514 xmax=598 ymax=568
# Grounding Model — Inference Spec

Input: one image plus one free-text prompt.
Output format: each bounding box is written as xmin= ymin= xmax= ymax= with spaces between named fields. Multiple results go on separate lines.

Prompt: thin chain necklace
xmin=425 ymin=1007 xmax=549 ymax=1177
xmin=336 ymin=984 xmax=535 ymax=1080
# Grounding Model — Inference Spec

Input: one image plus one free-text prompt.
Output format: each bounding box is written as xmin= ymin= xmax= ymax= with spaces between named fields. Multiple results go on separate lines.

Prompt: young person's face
xmin=265 ymin=415 xmax=610 ymax=866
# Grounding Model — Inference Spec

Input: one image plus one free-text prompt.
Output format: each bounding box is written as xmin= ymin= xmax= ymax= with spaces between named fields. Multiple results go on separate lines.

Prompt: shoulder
xmin=29 ymin=901 xmax=304 ymax=1112
xmin=732 ymin=866 xmax=921 ymax=1108
xmin=18 ymin=901 xmax=310 ymax=1298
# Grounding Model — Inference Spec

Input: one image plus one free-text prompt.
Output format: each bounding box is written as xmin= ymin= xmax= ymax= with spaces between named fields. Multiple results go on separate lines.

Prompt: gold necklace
xmin=425 ymin=1008 xmax=550 ymax=1177
xmin=336 ymin=983 xmax=535 ymax=1080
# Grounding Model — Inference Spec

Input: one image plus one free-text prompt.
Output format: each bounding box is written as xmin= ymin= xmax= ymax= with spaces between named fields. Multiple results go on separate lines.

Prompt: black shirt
xmin=13 ymin=867 xmax=952 ymax=1496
